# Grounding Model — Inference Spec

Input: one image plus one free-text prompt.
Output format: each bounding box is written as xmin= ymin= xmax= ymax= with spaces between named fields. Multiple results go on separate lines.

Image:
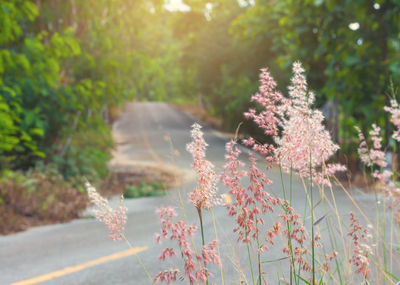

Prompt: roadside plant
xmin=86 ymin=182 xmax=127 ymax=241
xmin=85 ymin=182 xmax=152 ymax=282
xmin=154 ymin=206 xmax=220 ymax=284
xmin=88 ymin=62 xmax=400 ymax=284
xmin=244 ymin=62 xmax=347 ymax=284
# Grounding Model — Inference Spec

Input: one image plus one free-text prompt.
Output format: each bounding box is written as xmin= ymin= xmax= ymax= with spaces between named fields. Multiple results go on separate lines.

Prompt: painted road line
xmin=10 ymin=246 xmax=148 ymax=285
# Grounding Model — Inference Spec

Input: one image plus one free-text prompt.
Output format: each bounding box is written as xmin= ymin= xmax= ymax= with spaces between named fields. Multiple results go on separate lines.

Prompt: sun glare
xmin=164 ymin=0 xmax=190 ymax=12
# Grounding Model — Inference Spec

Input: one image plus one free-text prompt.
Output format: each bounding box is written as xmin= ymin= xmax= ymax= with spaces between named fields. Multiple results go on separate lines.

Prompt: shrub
xmin=0 ymin=166 xmax=87 ymax=234
xmin=123 ymin=182 xmax=166 ymax=199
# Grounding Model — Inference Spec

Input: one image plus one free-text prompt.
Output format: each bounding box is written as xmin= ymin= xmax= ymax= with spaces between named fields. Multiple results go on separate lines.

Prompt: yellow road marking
xmin=10 ymin=246 xmax=148 ymax=285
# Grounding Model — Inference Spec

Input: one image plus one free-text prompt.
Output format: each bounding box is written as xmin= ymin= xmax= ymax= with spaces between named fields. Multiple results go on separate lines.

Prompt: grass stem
xmin=122 ymin=233 xmax=153 ymax=283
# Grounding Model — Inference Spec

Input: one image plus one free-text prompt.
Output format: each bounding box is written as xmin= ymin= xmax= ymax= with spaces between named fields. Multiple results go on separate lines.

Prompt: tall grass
xmin=87 ymin=62 xmax=400 ymax=284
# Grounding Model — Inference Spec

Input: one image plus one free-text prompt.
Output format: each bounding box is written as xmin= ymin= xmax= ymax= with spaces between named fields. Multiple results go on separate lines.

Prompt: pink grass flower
xmin=245 ymin=62 xmax=344 ymax=186
xmin=155 ymin=207 xmax=220 ymax=284
xmin=356 ymin=124 xmax=400 ymax=225
xmin=356 ymin=124 xmax=400 ymax=226
xmin=153 ymin=269 xmax=181 ymax=284
xmin=384 ymin=99 xmax=400 ymax=142
xmin=221 ymin=140 xmax=279 ymax=248
xmin=186 ymin=123 xmax=219 ymax=210
xmin=275 ymin=62 xmax=344 ymax=186
xmin=85 ymin=182 xmax=127 ymax=241
xmin=279 ymin=200 xmax=312 ymax=272
xmin=348 ymin=212 xmax=372 ymax=280
xmin=356 ymin=124 xmax=387 ymax=168
xmin=244 ymin=67 xmax=289 ymax=167
xmin=244 ymin=67 xmax=286 ymax=138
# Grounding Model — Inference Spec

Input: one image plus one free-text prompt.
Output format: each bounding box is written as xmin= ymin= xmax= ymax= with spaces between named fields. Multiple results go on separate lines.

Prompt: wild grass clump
xmin=87 ymin=62 xmax=400 ymax=284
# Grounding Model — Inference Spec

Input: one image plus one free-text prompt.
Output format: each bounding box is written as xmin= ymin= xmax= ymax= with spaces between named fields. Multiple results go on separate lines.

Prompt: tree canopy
xmin=1 ymin=0 xmax=400 ymax=175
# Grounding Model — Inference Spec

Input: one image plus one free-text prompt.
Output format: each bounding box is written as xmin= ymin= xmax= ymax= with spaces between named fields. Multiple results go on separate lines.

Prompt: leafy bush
xmin=123 ymin=182 xmax=166 ymax=199
xmin=211 ymin=67 xmax=258 ymax=132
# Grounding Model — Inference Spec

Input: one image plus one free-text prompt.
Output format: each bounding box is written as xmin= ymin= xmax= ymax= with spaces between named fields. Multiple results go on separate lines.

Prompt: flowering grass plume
xmin=384 ymin=99 xmax=400 ymax=142
xmin=275 ymin=62 xmax=345 ymax=186
xmin=186 ymin=123 xmax=219 ymax=210
xmin=356 ymin=124 xmax=387 ymax=169
xmin=244 ymin=67 xmax=287 ymax=167
xmin=348 ymin=212 xmax=372 ymax=280
xmin=356 ymin=123 xmax=400 ymax=225
xmin=245 ymin=62 xmax=345 ymax=186
xmin=279 ymin=200 xmax=310 ymax=271
xmin=85 ymin=182 xmax=127 ymax=241
xmin=155 ymin=207 xmax=220 ymax=284
xmin=244 ymin=67 xmax=287 ymax=138
xmin=222 ymin=141 xmax=280 ymax=249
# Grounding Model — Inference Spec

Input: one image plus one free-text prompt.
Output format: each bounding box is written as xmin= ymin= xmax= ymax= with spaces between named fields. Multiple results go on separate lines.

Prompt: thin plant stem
xmin=166 ymin=137 xmax=201 ymax=262
xmin=255 ymin=214 xmax=262 ymax=285
xmin=279 ymin=164 xmax=296 ymax=285
xmin=371 ymin=167 xmax=382 ymax=284
xmin=390 ymin=205 xmax=394 ymax=274
xmin=332 ymin=175 xmax=400 ymax=275
xmin=246 ymin=232 xmax=256 ymax=285
xmin=210 ymin=209 xmax=225 ymax=285
xmin=197 ymin=207 xmax=209 ymax=285
xmin=319 ymin=184 xmax=344 ymax=285
xmin=326 ymin=217 xmax=344 ymax=285
xmin=327 ymin=179 xmax=348 ymax=281
xmin=289 ymin=165 xmax=294 ymax=285
xmin=383 ymin=195 xmax=388 ymax=284
xmin=309 ymin=152 xmax=315 ymax=284
xmin=290 ymin=164 xmax=293 ymax=205
xmin=121 ymin=233 xmax=153 ymax=283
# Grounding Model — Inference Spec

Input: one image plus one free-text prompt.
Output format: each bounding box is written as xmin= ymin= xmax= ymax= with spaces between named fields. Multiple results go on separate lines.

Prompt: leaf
xmin=261 ymin=257 xmax=289 ymax=264
xmin=314 ymin=214 xmax=327 ymax=226
xmin=385 ymin=270 xmax=400 ymax=281
xmin=296 ymin=274 xmax=312 ymax=285
xmin=29 ymin=127 xmax=44 ymax=137
xmin=313 ymin=198 xmax=322 ymax=209
xmin=64 ymin=37 xmax=81 ymax=55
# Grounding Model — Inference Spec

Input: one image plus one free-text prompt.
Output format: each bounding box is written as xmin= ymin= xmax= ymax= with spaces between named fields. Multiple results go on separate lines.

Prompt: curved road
xmin=1 ymin=102 xmax=381 ymax=285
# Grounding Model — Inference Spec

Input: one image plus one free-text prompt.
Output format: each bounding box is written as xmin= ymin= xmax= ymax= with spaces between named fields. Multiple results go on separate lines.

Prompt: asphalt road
xmin=0 ymin=102 xmax=384 ymax=285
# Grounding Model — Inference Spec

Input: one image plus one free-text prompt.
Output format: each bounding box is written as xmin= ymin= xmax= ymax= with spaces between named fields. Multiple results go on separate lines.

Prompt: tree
xmin=232 ymin=0 xmax=400 ymax=151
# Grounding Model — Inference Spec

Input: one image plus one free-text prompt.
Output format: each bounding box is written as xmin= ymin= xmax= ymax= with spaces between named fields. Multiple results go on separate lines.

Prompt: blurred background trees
xmin=1 ymin=0 xmax=400 ymax=178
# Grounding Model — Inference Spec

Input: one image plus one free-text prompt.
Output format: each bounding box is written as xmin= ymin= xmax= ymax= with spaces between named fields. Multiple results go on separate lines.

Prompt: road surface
xmin=1 ymin=102 xmax=383 ymax=284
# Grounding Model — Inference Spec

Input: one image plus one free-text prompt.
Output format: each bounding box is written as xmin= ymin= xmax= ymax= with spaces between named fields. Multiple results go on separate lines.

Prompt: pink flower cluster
xmin=245 ymin=62 xmax=345 ymax=186
xmin=275 ymin=62 xmax=345 ymax=186
xmin=244 ymin=67 xmax=287 ymax=138
xmin=186 ymin=123 xmax=219 ymax=210
xmin=155 ymin=207 xmax=220 ymax=284
xmin=356 ymin=125 xmax=387 ymax=169
xmin=384 ymin=99 xmax=400 ymax=142
xmin=279 ymin=200 xmax=311 ymax=272
xmin=244 ymin=67 xmax=287 ymax=167
xmin=356 ymin=124 xmax=400 ymax=225
xmin=153 ymin=269 xmax=181 ymax=284
xmin=85 ymin=182 xmax=127 ymax=241
xmin=348 ymin=212 xmax=372 ymax=280
xmin=221 ymin=141 xmax=280 ymax=248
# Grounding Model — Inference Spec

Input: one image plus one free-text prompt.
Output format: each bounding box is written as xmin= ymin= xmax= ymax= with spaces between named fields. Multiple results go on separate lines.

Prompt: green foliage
xmin=2 ymin=0 xmax=400 ymax=178
xmin=123 ymin=182 xmax=166 ymax=199
xmin=232 ymin=0 xmax=400 ymax=148
xmin=0 ymin=0 xmax=198 ymax=177
xmin=212 ymin=67 xmax=258 ymax=130
xmin=0 ymin=0 xmax=176 ymax=178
